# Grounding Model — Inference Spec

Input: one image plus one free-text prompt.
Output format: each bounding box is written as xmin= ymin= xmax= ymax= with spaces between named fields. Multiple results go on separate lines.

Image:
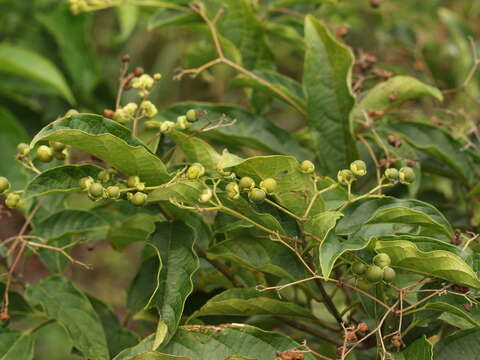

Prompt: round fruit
xmin=107 ymin=186 xmax=121 ymax=199
xmin=399 ymin=167 xmax=415 ymax=184
xmin=225 ymin=182 xmax=240 ymax=200
xmin=0 ymin=177 xmax=10 ymax=193
xmin=382 ymin=267 xmax=396 ymax=282
xmin=5 ymin=193 xmax=20 ymax=208
xmin=365 ymin=265 xmax=384 ymax=283
xmin=198 ymin=188 xmax=213 ymax=203
xmin=357 ymin=322 xmax=368 ymax=333
xmin=88 ymin=182 xmax=104 ymax=198
xmin=337 ymin=169 xmax=355 ymax=185
xmin=300 ymin=160 xmax=315 ymax=174
xmin=373 ymin=253 xmax=391 ymax=268
xmin=49 ymin=141 xmax=66 ymax=152
xmin=127 ymin=176 xmax=141 ymax=188
xmin=350 ymin=160 xmax=367 ymax=177
xmin=248 ymin=188 xmax=266 ymax=203
xmin=187 ymin=163 xmax=205 ymax=180
xmin=345 ymin=331 xmax=357 ymax=341
xmin=384 ymin=168 xmax=399 ymax=182
xmin=36 ymin=145 xmax=53 ymax=162
xmin=186 ymin=109 xmax=198 ymax=122
xmin=238 ymin=177 xmax=255 ymax=192
xmin=79 ymin=177 xmax=94 ymax=191
xmin=17 ymin=143 xmax=30 ymax=156
xmin=98 ymin=170 xmax=111 ymax=183
xmin=131 ymin=192 xmax=148 ymax=206
xmin=356 ymin=278 xmax=374 ymax=291
xmin=351 ymin=262 xmax=366 ymax=275
xmin=260 ymin=178 xmax=277 ymax=194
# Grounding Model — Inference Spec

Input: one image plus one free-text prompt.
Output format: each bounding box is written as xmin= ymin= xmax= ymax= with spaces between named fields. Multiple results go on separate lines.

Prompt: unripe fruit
xmin=17 ymin=143 xmax=30 ymax=156
xmin=186 ymin=109 xmax=198 ymax=122
xmin=49 ymin=141 xmax=66 ymax=152
xmin=260 ymin=178 xmax=277 ymax=194
xmin=160 ymin=121 xmax=175 ymax=133
xmin=399 ymin=167 xmax=415 ymax=184
xmin=350 ymin=160 xmax=367 ymax=177
xmin=106 ymin=186 xmax=121 ymax=199
xmin=225 ymin=182 xmax=240 ymax=200
xmin=0 ymin=177 xmax=10 ymax=193
xmin=153 ymin=73 xmax=162 ymax=80
xmin=356 ymin=278 xmax=374 ymax=291
xmin=239 ymin=177 xmax=255 ymax=192
xmin=176 ymin=115 xmax=191 ymax=130
xmin=365 ymin=265 xmax=383 ymax=283
xmin=187 ymin=163 xmax=205 ymax=180
xmin=98 ymin=170 xmax=111 ymax=183
xmin=351 ymin=262 xmax=366 ymax=275
xmin=88 ymin=182 xmax=104 ymax=198
xmin=79 ymin=176 xmax=94 ymax=191
xmin=248 ymin=188 xmax=266 ymax=203
xmin=127 ymin=176 xmax=141 ymax=188
xmin=131 ymin=192 xmax=148 ymax=206
xmin=382 ymin=267 xmax=396 ymax=282
xmin=140 ymin=100 xmax=158 ymax=118
xmin=384 ymin=168 xmax=399 ymax=182
xmin=373 ymin=253 xmax=391 ymax=268
xmin=36 ymin=145 xmax=53 ymax=162
xmin=198 ymin=188 xmax=213 ymax=203
xmin=337 ymin=169 xmax=355 ymax=185
xmin=300 ymin=160 xmax=315 ymax=174
xmin=5 ymin=193 xmax=20 ymax=208
xmin=357 ymin=322 xmax=368 ymax=333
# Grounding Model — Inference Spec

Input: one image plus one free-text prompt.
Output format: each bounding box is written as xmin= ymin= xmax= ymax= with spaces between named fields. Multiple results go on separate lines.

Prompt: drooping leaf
xmin=0 ymin=43 xmax=74 ymax=103
xmin=23 ymin=164 xmax=102 ymax=200
xmin=31 ymin=113 xmax=170 ymax=185
xmin=303 ymin=15 xmax=357 ymax=176
xmin=434 ymin=328 xmax=480 ymax=360
xmin=26 ymin=275 xmax=109 ymax=360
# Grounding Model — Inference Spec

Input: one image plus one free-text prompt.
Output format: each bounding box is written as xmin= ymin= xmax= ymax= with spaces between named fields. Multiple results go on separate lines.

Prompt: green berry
xmin=350 ymin=160 xmax=367 ymax=177
xmin=5 ymin=193 xmax=20 ymax=208
xmin=176 ymin=115 xmax=191 ymax=130
xmin=106 ymin=186 xmax=121 ymax=199
xmin=186 ymin=109 xmax=198 ymax=122
xmin=17 ymin=143 xmax=30 ymax=156
xmin=127 ymin=176 xmax=141 ymax=188
xmin=399 ymin=167 xmax=415 ymax=184
xmin=187 ymin=163 xmax=205 ymax=180
xmin=384 ymin=168 xmax=399 ymax=182
xmin=351 ymin=262 xmax=366 ymax=275
xmin=260 ymin=178 xmax=277 ymax=194
xmin=160 ymin=121 xmax=175 ymax=133
xmin=79 ymin=177 xmax=94 ymax=191
xmin=356 ymin=278 xmax=374 ymax=291
xmin=88 ymin=182 xmax=104 ymax=198
xmin=337 ymin=169 xmax=355 ymax=185
xmin=365 ymin=265 xmax=384 ymax=283
xmin=248 ymin=188 xmax=266 ymax=204
xmin=239 ymin=177 xmax=255 ymax=192
xmin=131 ymin=192 xmax=148 ymax=206
xmin=49 ymin=141 xmax=66 ymax=152
xmin=300 ymin=160 xmax=315 ymax=174
xmin=225 ymin=182 xmax=240 ymax=200
xmin=198 ymin=188 xmax=213 ymax=203
xmin=373 ymin=253 xmax=391 ymax=268
xmin=36 ymin=145 xmax=53 ymax=162
xmin=98 ymin=170 xmax=111 ymax=183
xmin=382 ymin=267 xmax=396 ymax=282
xmin=0 ymin=177 xmax=10 ymax=193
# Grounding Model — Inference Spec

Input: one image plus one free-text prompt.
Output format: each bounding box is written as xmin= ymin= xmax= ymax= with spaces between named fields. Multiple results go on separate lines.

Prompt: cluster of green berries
xmin=384 ymin=166 xmax=415 ymax=184
xmin=78 ymin=172 xmax=149 ymax=207
xmin=351 ymin=253 xmax=396 ymax=290
xmin=145 ymin=108 xmax=200 ymax=134
xmin=337 ymin=160 xmax=367 ymax=185
xmin=17 ymin=141 xmax=68 ymax=163
xmin=0 ymin=177 xmax=21 ymax=208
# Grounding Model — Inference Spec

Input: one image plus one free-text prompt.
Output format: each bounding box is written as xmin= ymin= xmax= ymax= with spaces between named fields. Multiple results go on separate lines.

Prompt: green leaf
xmin=303 ymin=15 xmax=357 ymax=176
xmin=23 ymin=164 xmax=102 ymax=200
xmin=127 ymin=222 xmax=199 ymax=347
xmin=26 ymin=275 xmax=109 ymax=360
xmin=32 ymin=209 xmax=108 ymax=241
xmin=394 ymin=336 xmax=433 ymax=360
xmin=0 ymin=43 xmax=74 ymax=103
xmin=126 ymin=353 xmax=189 ymax=360
xmin=159 ymin=324 xmax=316 ymax=359
xmin=388 ymin=121 xmax=476 ymax=185
xmin=0 ymin=107 xmax=29 ymax=188
xmin=374 ymin=240 xmax=480 ymax=289
xmin=230 ymin=70 xmax=306 ymax=111
xmin=353 ymin=76 xmax=443 ymax=120
xmin=305 ymin=210 xmax=343 ymax=241
xmin=190 ymin=287 xmax=316 ymax=319
xmin=148 ymin=180 xmax=203 ymax=204
xmin=31 ymin=113 xmax=169 ymax=185
xmin=0 ymin=329 xmax=35 ymax=360
xmin=116 ymin=5 xmax=140 ymax=42
xmin=148 ymin=8 xmax=199 ymax=30
xmin=107 ymin=214 xmax=159 ymax=251
xmin=434 ymin=328 xmax=480 ymax=360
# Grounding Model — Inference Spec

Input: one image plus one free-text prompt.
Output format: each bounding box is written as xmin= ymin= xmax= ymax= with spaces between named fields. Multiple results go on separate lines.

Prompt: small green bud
xmin=140 ymin=100 xmax=158 ymax=118
xmin=153 ymin=73 xmax=162 ymax=81
xmin=123 ymin=102 xmax=138 ymax=116
xmin=36 ymin=145 xmax=53 ymax=162
xmin=382 ymin=267 xmax=396 ymax=282
xmin=49 ymin=141 xmax=66 ymax=152
xmin=248 ymin=188 xmax=266 ymax=203
xmin=337 ymin=169 xmax=355 ymax=185
xmin=373 ymin=253 xmax=391 ymax=268
xmin=365 ymin=265 xmax=383 ymax=283
xmin=260 ymin=178 xmax=277 ymax=194
xmin=225 ymin=182 xmax=240 ymax=200
xmin=17 ymin=143 xmax=30 ymax=156
xmin=113 ymin=109 xmax=129 ymax=123
xmin=131 ymin=74 xmax=154 ymax=90
xmin=79 ymin=176 xmax=94 ymax=191
xmin=127 ymin=176 xmax=141 ymax=188
xmin=131 ymin=192 xmax=148 ymax=206
xmin=198 ymin=188 xmax=213 ymax=203
xmin=351 ymin=262 xmax=366 ymax=275
xmin=239 ymin=177 xmax=255 ymax=192
xmin=384 ymin=168 xmax=399 ymax=182
xmin=106 ymin=186 xmax=121 ymax=199
xmin=160 ymin=121 xmax=175 ymax=134
xmin=88 ymin=182 xmax=104 ymax=198
xmin=98 ymin=170 xmax=111 ymax=183
xmin=399 ymin=167 xmax=415 ymax=184
xmin=350 ymin=160 xmax=367 ymax=177
xmin=0 ymin=177 xmax=10 ymax=193
xmin=186 ymin=109 xmax=199 ymax=122
xmin=5 ymin=193 xmax=20 ymax=208
xmin=300 ymin=160 xmax=315 ymax=174
xmin=176 ymin=115 xmax=191 ymax=130
xmin=187 ymin=163 xmax=205 ymax=180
